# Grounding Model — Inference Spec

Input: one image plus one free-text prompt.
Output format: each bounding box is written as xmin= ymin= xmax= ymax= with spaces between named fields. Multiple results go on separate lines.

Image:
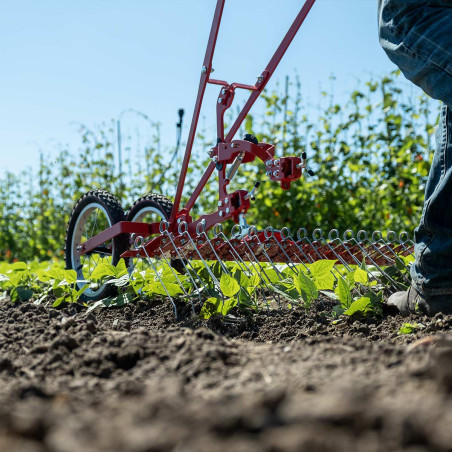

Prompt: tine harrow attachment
xmin=126 ymin=226 xmax=414 ymax=317
xmin=65 ymin=0 xmax=417 ymax=319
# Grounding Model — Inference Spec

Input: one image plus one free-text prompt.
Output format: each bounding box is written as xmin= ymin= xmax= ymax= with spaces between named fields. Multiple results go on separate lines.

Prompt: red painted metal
xmin=78 ymin=221 xmax=160 ymax=256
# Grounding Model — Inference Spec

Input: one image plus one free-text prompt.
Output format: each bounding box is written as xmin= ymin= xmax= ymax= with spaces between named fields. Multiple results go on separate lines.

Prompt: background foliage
xmin=0 ymin=71 xmax=437 ymax=262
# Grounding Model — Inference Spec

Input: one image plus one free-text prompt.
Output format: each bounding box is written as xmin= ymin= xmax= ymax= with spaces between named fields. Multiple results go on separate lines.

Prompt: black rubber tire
xmin=125 ymin=193 xmax=185 ymax=273
xmin=65 ymin=190 xmax=129 ymax=302
xmin=126 ymin=193 xmax=173 ymax=224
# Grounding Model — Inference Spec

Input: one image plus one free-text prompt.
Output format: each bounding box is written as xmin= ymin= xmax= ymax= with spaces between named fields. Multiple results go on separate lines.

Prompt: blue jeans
xmin=378 ymin=0 xmax=452 ymax=295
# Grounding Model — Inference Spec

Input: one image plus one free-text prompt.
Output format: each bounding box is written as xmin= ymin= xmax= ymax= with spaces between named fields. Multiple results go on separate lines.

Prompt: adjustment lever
xmin=244 ymin=181 xmax=261 ymax=201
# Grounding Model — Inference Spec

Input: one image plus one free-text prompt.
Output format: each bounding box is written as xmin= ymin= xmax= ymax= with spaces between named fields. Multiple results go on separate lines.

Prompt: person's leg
xmin=378 ymin=0 xmax=452 ymax=314
xmin=378 ymin=0 xmax=452 ymax=107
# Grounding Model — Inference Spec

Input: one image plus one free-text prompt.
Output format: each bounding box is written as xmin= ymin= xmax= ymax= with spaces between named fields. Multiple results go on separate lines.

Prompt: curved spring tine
xmin=215 ymin=229 xmax=252 ymax=275
xmin=280 ymin=228 xmax=311 ymax=272
xmin=250 ymin=227 xmax=285 ymax=281
xmin=182 ymin=229 xmax=223 ymax=296
xmin=297 ymin=228 xmax=324 ymax=261
xmin=397 ymin=231 xmax=415 ymax=259
xmin=351 ymin=230 xmax=401 ymax=291
xmin=236 ymin=227 xmax=281 ymax=309
xmin=162 ymin=229 xmax=205 ymax=305
xmin=196 ymin=223 xmax=231 ymax=276
xmin=326 ymin=229 xmax=354 ymax=272
xmin=370 ymin=231 xmax=411 ymax=285
xmin=136 ymin=236 xmax=178 ymax=319
xmin=216 ymin=228 xmax=274 ymax=311
xmin=264 ymin=227 xmax=299 ymax=275
xmin=339 ymin=230 xmax=386 ymax=288
xmin=157 ymin=247 xmax=195 ymax=314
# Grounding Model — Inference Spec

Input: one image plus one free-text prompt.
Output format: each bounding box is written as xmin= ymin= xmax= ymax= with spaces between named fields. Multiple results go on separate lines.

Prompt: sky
xmin=0 ymin=0 xmax=402 ymax=175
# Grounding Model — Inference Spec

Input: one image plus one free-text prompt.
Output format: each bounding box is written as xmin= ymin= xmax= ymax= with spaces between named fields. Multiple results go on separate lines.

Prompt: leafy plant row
xmin=0 ymin=255 xmax=408 ymax=320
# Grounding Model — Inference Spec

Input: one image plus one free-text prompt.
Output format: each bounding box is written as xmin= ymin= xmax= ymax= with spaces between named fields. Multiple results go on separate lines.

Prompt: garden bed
xmin=1 ymin=297 xmax=452 ymax=451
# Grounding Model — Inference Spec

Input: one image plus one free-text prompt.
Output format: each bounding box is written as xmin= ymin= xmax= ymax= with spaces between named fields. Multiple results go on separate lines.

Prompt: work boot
xmin=388 ymin=286 xmax=452 ymax=316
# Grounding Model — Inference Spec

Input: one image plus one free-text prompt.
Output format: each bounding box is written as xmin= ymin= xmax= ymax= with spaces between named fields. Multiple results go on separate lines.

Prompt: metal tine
xmin=249 ymin=226 xmax=286 ymax=281
xmin=214 ymin=224 xmax=273 ymax=311
xmin=279 ymin=227 xmax=311 ymax=272
xmin=213 ymin=224 xmax=251 ymax=276
xmin=365 ymin=230 xmax=397 ymax=267
xmin=134 ymin=235 xmax=178 ymax=319
xmin=264 ymin=226 xmax=299 ymax=275
xmin=157 ymin=246 xmax=195 ymax=314
xmin=178 ymin=221 xmax=225 ymax=302
xmin=325 ymin=229 xmax=354 ymax=272
xmin=399 ymin=230 xmax=415 ymax=250
xmin=160 ymin=221 xmax=206 ymax=306
xmin=297 ymin=228 xmax=324 ymax=262
xmin=232 ymin=225 xmax=281 ymax=309
xmin=371 ymin=230 xmax=411 ymax=284
xmin=232 ymin=225 xmax=274 ymax=286
xmin=311 ymin=229 xmax=340 ymax=283
xmin=340 ymin=230 xmax=387 ymax=287
xmin=353 ymin=230 xmax=401 ymax=291
xmin=196 ymin=220 xmax=231 ymax=276
xmin=395 ymin=231 xmax=415 ymax=259
xmin=326 ymin=230 xmax=367 ymax=296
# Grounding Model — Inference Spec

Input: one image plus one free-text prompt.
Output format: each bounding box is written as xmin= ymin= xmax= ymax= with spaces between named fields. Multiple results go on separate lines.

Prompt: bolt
xmin=218 ymin=201 xmax=223 ymax=207
xmin=231 ymin=143 xmax=238 ymax=148
xmin=162 ymin=238 xmax=167 ymax=244
xmin=221 ymin=88 xmax=227 ymax=95
xmin=266 ymin=171 xmax=271 ymax=177
xmin=274 ymin=159 xmax=280 ymax=166
xmin=218 ymin=98 xmax=223 ymax=104
xmin=201 ymin=66 xmax=207 ymax=74
xmin=273 ymin=170 xmax=279 ymax=177
xmin=225 ymin=198 xmax=229 ymax=204
xmin=219 ymin=211 xmax=224 ymax=217
xmin=213 ymin=156 xmax=218 ymax=162
xmin=76 ymin=246 xmax=82 ymax=252
xmin=180 ymin=239 xmax=186 ymax=245
xmin=177 ymin=218 xmax=181 ymax=223
xmin=226 ymin=207 xmax=230 ymax=214
xmin=257 ymin=75 xmax=264 ymax=82
xmin=266 ymin=160 xmax=272 ymax=167
xmin=216 ymin=241 xmax=221 ymax=246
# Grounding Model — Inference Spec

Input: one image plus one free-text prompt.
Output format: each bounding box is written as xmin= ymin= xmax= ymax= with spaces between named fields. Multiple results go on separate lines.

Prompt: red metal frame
xmin=78 ymin=0 xmax=317 ymax=259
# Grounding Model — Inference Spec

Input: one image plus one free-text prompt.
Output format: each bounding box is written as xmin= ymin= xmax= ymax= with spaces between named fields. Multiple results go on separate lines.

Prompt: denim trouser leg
xmin=411 ymin=105 xmax=452 ymax=295
xmin=378 ymin=0 xmax=452 ymax=107
xmin=378 ymin=0 xmax=452 ymax=294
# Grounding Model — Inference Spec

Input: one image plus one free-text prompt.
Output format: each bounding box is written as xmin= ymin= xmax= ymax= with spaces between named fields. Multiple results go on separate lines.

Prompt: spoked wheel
xmin=65 ymin=190 xmax=129 ymax=301
xmin=125 ymin=193 xmax=184 ymax=274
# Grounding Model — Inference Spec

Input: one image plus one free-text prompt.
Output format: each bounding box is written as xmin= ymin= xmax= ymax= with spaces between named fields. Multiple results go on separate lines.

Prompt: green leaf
xmin=53 ymin=296 xmax=66 ymax=307
xmin=143 ymin=282 xmax=184 ymax=297
xmin=221 ymin=297 xmax=237 ymax=316
xmin=343 ymin=297 xmax=372 ymax=316
xmin=398 ymin=322 xmax=424 ymax=335
xmin=295 ymin=271 xmax=318 ymax=301
xmin=200 ymin=297 xmax=221 ymax=319
xmin=335 ymin=278 xmax=352 ymax=309
xmin=17 ymin=286 xmax=33 ymax=301
xmin=90 ymin=263 xmax=116 ymax=281
xmin=115 ymin=259 xmax=128 ymax=277
xmin=220 ymin=274 xmax=240 ymax=298
xmin=354 ymin=267 xmax=368 ymax=284
xmin=309 ymin=260 xmax=336 ymax=290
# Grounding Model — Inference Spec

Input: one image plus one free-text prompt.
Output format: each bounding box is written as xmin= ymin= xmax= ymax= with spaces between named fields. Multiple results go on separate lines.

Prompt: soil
xmin=1 ymin=296 xmax=452 ymax=452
